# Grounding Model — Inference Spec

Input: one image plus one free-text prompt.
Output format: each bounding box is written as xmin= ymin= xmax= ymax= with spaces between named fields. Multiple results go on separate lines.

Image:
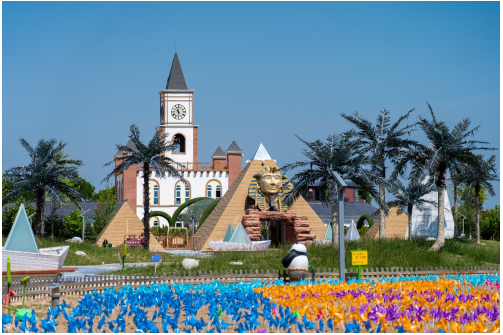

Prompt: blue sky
xmin=2 ymin=2 xmax=500 ymax=208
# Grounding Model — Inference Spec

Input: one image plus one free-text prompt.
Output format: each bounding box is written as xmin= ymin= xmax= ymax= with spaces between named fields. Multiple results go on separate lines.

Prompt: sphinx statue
xmin=248 ymin=167 xmax=293 ymax=212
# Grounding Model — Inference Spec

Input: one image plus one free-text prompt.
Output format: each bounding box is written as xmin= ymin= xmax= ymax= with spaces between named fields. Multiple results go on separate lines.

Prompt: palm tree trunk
xmin=407 ymin=203 xmax=413 ymax=239
xmin=453 ymin=183 xmax=458 ymax=239
xmin=475 ymin=183 xmax=481 ymax=244
xmin=143 ymin=165 xmax=151 ymax=250
xmin=35 ymin=189 xmax=46 ymax=237
xmin=468 ymin=197 xmax=472 ymax=239
xmin=331 ymin=202 xmax=339 ymax=247
xmin=378 ymin=164 xmax=386 ymax=240
xmin=431 ymin=181 xmax=446 ymax=252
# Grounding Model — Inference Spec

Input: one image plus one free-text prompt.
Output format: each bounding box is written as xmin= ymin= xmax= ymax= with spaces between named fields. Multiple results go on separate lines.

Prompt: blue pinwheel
xmin=327 ymin=318 xmax=334 ymax=332
xmin=318 ymin=318 xmax=325 ymax=333
xmin=2 ymin=313 xmax=13 ymax=332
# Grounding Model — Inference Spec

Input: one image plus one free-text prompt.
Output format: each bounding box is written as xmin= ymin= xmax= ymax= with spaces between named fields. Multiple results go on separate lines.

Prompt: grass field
xmin=3 ymin=237 xmax=499 ymax=275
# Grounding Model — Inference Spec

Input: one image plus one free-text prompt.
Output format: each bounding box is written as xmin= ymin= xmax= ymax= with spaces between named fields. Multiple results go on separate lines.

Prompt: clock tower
xmin=157 ymin=53 xmax=198 ymax=164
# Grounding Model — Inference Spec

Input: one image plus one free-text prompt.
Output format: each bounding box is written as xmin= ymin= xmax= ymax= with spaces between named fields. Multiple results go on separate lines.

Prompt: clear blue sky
xmin=2 ymin=2 xmax=500 ymax=208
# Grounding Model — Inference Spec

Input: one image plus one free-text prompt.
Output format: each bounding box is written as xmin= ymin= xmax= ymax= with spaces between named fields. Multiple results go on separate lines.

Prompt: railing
xmin=155 ymin=235 xmax=198 ymax=250
xmin=175 ymin=162 xmax=228 ymax=171
xmin=2 ymin=265 xmax=499 ymax=303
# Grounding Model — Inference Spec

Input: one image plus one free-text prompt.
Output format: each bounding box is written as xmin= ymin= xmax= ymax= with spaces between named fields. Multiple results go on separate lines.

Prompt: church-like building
xmin=114 ymin=53 xmax=243 ymax=227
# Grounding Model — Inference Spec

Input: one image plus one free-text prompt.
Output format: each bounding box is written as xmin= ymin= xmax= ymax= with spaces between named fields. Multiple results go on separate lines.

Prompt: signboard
xmin=351 ymin=250 xmax=368 ymax=266
xmin=151 ymin=254 xmax=162 ymax=263
xmin=119 ymin=243 xmax=127 ymax=257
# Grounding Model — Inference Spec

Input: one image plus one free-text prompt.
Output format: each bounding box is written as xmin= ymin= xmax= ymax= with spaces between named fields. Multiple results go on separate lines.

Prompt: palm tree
xmin=341 ymin=109 xmax=417 ymax=240
xmin=451 ymin=155 xmax=498 ymax=244
xmin=392 ymin=103 xmax=493 ymax=251
xmin=104 ymin=124 xmax=185 ymax=250
xmin=4 ymin=139 xmax=84 ymax=237
xmin=282 ymin=131 xmax=380 ymax=247
xmin=386 ymin=177 xmax=436 ymax=239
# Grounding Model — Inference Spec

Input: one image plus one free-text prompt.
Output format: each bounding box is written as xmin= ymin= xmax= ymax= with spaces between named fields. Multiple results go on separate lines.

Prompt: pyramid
xmin=194 ymin=145 xmax=327 ymax=251
xmin=222 ymin=223 xmax=234 ymax=242
xmin=323 ymin=223 xmax=333 ymax=241
xmin=345 ymin=220 xmax=361 ymax=241
xmin=3 ymin=204 xmax=39 ymax=253
xmin=95 ymin=202 xmax=164 ymax=251
xmin=229 ymin=223 xmax=252 ymax=244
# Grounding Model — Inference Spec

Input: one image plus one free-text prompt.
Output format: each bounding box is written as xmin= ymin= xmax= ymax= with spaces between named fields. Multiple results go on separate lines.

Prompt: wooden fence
xmin=2 ymin=265 xmax=499 ymax=303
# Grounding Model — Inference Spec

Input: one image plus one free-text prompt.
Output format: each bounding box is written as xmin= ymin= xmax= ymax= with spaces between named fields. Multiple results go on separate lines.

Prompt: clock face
xmin=160 ymin=101 xmax=164 ymax=124
xmin=171 ymin=104 xmax=186 ymax=120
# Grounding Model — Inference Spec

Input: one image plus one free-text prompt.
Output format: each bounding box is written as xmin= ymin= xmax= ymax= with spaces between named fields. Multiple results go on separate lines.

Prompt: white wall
xmin=135 ymin=170 xmax=229 ymax=220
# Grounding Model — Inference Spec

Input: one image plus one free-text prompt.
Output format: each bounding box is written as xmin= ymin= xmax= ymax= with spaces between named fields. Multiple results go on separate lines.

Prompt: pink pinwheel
xmin=316 ymin=310 xmax=323 ymax=320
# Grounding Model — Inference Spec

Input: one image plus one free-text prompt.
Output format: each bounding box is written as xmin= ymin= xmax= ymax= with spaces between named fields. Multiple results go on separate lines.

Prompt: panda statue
xmin=281 ymin=243 xmax=309 ymax=281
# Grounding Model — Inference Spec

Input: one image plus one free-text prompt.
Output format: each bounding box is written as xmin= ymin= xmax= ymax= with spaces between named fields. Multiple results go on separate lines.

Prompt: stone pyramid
xmin=95 ymin=202 xmax=164 ymax=251
xmin=194 ymin=145 xmax=327 ymax=251
xmin=324 ymin=223 xmax=333 ymax=241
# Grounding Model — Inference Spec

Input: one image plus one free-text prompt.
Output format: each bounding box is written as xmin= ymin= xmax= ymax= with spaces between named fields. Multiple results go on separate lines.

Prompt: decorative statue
xmin=248 ymin=167 xmax=293 ymax=211
xmin=281 ymin=242 xmax=309 ymax=281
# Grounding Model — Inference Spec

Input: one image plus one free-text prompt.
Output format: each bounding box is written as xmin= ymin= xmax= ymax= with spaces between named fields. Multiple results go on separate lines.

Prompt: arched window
xmin=148 ymin=180 xmax=160 ymax=205
xmin=176 ymin=185 xmax=181 ymax=205
xmin=153 ymin=185 xmax=159 ymax=205
xmin=205 ymin=180 xmax=222 ymax=199
xmin=185 ymin=185 xmax=190 ymax=202
xmin=172 ymin=134 xmax=186 ymax=153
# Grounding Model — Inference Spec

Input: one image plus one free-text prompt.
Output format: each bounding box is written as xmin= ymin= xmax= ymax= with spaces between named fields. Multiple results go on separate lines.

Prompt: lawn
xmin=3 ymin=237 xmax=499 ymax=275
xmin=105 ymin=237 xmax=499 ymax=275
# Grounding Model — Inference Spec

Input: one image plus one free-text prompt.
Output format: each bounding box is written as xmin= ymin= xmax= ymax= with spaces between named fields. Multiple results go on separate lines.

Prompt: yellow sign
xmin=352 ymin=250 xmax=368 ymax=266
xmin=119 ymin=243 xmax=127 ymax=257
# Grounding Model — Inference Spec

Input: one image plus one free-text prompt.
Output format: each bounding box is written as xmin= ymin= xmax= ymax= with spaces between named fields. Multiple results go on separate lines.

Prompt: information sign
xmin=119 ymin=243 xmax=127 ymax=257
xmin=151 ymin=254 xmax=162 ymax=263
xmin=351 ymin=250 xmax=368 ymax=266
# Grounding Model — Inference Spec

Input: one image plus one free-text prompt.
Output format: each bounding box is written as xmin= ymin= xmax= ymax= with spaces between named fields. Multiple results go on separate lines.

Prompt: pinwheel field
xmin=2 ymin=274 xmax=499 ymax=333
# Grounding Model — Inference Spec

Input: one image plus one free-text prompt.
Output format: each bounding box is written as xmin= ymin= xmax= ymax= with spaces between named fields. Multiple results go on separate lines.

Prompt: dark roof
xmin=2 ymin=201 xmax=126 ymax=218
xmin=225 ymin=141 xmax=243 ymax=154
xmin=211 ymin=146 xmax=226 ymax=159
xmin=114 ymin=149 xmax=123 ymax=158
xmin=125 ymin=140 xmax=137 ymax=152
xmin=166 ymin=53 xmax=188 ymax=90
xmin=308 ymin=201 xmax=378 ymax=218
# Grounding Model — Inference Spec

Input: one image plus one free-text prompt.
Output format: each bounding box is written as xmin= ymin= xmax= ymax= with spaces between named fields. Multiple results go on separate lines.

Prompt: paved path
xmin=62 ymin=250 xmax=211 ymax=278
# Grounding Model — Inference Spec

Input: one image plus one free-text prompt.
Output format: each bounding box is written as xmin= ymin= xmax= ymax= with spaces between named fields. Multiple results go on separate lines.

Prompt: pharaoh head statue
xmin=249 ymin=166 xmax=293 ymax=212
xmin=258 ymin=168 xmax=283 ymax=195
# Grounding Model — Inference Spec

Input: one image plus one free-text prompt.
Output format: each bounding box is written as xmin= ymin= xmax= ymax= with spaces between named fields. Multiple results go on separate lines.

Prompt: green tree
xmin=4 ymin=139 xmax=84 ymax=237
xmin=2 ymin=172 xmax=35 ymax=205
xmin=341 ymin=109 xmax=418 ymax=240
xmin=91 ymin=185 xmax=116 ymax=201
xmin=64 ymin=208 xmax=84 ymax=238
xmin=104 ymin=124 xmax=185 ymax=250
xmin=482 ymin=205 xmax=500 ymax=241
xmin=2 ymin=199 xmax=36 ymax=235
xmin=451 ymin=155 xmax=498 ymax=244
xmin=282 ymin=132 xmax=380 ymax=247
xmin=392 ymin=103 xmax=494 ymax=251
xmin=93 ymin=183 xmax=119 ymax=237
xmin=66 ymin=177 xmax=96 ymax=201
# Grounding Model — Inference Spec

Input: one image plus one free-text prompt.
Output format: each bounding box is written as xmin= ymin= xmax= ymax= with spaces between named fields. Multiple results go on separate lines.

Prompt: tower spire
xmin=166 ymin=53 xmax=187 ymax=90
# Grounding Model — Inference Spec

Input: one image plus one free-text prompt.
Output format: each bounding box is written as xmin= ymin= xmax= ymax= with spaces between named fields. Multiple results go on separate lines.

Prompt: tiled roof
xmin=166 ymin=53 xmax=188 ymax=90
xmin=308 ymin=201 xmax=378 ymax=218
xmin=225 ymin=141 xmax=243 ymax=154
xmin=211 ymin=146 xmax=226 ymax=158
